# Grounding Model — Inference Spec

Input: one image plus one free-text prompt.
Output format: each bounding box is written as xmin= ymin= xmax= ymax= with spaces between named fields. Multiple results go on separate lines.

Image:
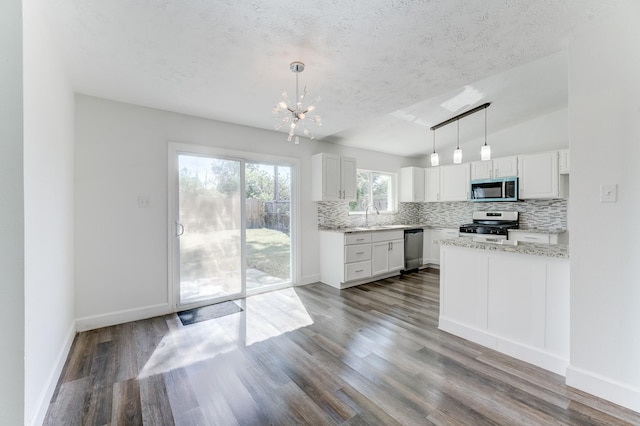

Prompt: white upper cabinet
xmin=493 ymin=156 xmax=518 ymax=178
xmin=470 ymin=160 xmax=493 ymax=180
xmin=311 ymin=153 xmax=357 ymax=201
xmin=558 ymin=149 xmax=570 ymax=175
xmin=424 ymin=167 xmax=441 ymax=202
xmin=518 ymin=151 xmax=560 ymax=199
xmin=470 ymin=156 xmax=518 ymax=180
xmin=400 ymin=167 xmax=425 ymax=202
xmin=440 ymin=164 xmax=470 ymax=202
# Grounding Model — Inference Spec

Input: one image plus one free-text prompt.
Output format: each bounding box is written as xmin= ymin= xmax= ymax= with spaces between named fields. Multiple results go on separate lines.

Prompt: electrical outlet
xmin=137 ymin=195 xmax=151 ymax=208
xmin=599 ymin=184 xmax=617 ymax=203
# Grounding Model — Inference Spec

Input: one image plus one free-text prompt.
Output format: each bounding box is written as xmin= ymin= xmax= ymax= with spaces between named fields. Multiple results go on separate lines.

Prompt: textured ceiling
xmin=41 ymin=0 xmax=622 ymax=157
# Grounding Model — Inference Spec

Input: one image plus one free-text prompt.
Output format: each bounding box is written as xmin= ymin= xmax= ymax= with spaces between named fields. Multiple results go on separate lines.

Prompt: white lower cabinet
xmin=429 ymin=228 xmax=459 ymax=265
xmin=422 ymin=229 xmax=432 ymax=266
xmin=319 ymin=229 xmax=404 ymax=289
xmin=371 ymin=230 xmax=404 ymax=275
xmin=508 ymin=230 xmax=566 ymax=244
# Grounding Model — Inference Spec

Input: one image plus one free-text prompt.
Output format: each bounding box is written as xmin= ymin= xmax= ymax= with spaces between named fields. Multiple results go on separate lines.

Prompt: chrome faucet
xmin=364 ymin=204 xmax=379 ymax=227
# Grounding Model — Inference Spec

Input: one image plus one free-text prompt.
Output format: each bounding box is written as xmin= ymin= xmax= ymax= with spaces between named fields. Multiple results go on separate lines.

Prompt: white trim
xmin=75 ymin=303 xmax=171 ymax=332
xmin=301 ymin=274 xmax=320 ymax=285
xmin=167 ymin=141 xmax=302 ymax=311
xmin=439 ymin=316 xmax=569 ymax=376
xmin=29 ymin=321 xmax=76 ymax=426
xmin=566 ymin=366 xmax=640 ymax=413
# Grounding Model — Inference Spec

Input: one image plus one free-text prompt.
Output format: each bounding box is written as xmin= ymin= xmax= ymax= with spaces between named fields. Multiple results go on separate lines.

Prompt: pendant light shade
xmin=481 ymin=144 xmax=491 ymax=161
xmin=430 ymin=152 xmax=440 ymax=167
xmin=453 ymin=120 xmax=462 ymax=164
xmin=481 ymin=106 xmax=491 ymax=161
xmin=430 ymin=130 xmax=439 ymax=166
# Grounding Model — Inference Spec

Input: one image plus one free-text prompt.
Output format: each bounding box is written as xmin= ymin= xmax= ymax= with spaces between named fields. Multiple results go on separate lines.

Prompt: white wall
xmin=0 ymin=1 xmax=25 ymax=424
xmin=567 ymin=0 xmax=640 ymax=412
xmin=75 ymin=95 xmax=415 ymax=330
xmin=22 ymin=1 xmax=76 ymax=424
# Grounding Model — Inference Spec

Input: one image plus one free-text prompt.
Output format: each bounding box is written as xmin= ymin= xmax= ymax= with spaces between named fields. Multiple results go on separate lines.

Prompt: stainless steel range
xmin=459 ymin=211 xmax=519 ymax=241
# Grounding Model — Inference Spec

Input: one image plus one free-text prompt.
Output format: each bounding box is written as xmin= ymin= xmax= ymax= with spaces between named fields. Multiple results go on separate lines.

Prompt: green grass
xmin=180 ymin=227 xmax=291 ymax=282
xmin=246 ymin=228 xmax=291 ymax=279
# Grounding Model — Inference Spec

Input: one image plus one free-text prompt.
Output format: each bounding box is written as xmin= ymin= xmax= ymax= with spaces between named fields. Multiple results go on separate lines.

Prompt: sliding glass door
xmin=170 ymin=144 xmax=296 ymax=309
xmin=177 ymin=154 xmax=243 ymax=305
xmin=245 ymin=162 xmax=292 ymax=291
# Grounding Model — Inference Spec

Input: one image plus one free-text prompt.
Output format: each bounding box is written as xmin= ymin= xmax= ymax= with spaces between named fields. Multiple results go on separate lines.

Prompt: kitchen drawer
xmin=345 ymin=232 xmax=372 ymax=245
xmin=371 ymin=230 xmax=404 ymax=242
xmin=511 ymin=232 xmax=550 ymax=244
xmin=345 ymin=261 xmax=372 ymax=282
xmin=345 ymin=243 xmax=372 ymax=263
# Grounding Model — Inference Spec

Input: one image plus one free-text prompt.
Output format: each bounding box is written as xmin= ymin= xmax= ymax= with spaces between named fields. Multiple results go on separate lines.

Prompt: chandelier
xmin=273 ymin=61 xmax=321 ymax=144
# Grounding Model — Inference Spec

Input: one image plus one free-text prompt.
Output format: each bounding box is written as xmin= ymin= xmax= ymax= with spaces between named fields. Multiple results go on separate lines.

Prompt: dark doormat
xmin=178 ymin=301 xmax=244 ymax=326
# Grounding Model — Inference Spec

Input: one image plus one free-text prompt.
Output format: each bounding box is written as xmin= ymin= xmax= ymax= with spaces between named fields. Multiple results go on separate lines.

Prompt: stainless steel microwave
xmin=470 ymin=177 xmax=518 ymax=202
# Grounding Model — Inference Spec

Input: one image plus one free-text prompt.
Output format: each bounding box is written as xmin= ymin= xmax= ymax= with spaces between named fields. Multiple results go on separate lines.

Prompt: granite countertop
xmin=318 ymin=224 xmax=427 ymax=233
xmin=437 ymin=237 xmax=569 ymax=259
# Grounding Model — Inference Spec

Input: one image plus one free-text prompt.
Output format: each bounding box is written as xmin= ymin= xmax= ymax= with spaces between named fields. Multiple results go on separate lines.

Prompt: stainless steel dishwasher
xmin=403 ymin=228 xmax=423 ymax=271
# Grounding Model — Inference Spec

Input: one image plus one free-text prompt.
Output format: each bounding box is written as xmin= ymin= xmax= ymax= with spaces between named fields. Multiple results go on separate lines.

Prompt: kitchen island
xmin=437 ymin=237 xmax=569 ymax=375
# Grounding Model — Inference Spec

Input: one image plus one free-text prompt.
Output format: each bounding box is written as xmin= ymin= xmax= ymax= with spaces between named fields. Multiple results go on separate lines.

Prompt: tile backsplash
xmin=318 ymin=199 xmax=568 ymax=230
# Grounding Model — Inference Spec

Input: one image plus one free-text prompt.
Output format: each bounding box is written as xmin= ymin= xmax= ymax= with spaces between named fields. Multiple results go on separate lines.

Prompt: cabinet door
xmin=558 ymin=149 xmax=570 ymax=175
xmin=430 ymin=229 xmax=458 ymax=265
xmin=440 ymin=164 xmax=470 ymax=201
xmin=341 ymin=157 xmax=357 ymax=201
xmin=371 ymin=241 xmax=390 ymax=275
xmin=312 ymin=153 xmax=340 ymax=201
xmin=493 ymin=156 xmax=518 ymax=178
xmin=388 ymin=239 xmax=405 ymax=272
xmin=470 ymin=161 xmax=493 ymax=180
xmin=518 ymin=152 xmax=559 ymax=199
xmin=400 ymin=167 xmax=425 ymax=202
xmin=424 ymin=167 xmax=440 ymax=202
xmin=422 ymin=229 xmax=432 ymax=265
xmin=509 ymin=232 xmax=551 ymax=244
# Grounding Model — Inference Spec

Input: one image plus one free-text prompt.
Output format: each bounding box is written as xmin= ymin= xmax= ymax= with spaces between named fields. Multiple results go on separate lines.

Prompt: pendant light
xmin=481 ymin=106 xmax=491 ymax=161
xmin=430 ymin=130 xmax=439 ymax=166
xmin=453 ymin=119 xmax=462 ymax=164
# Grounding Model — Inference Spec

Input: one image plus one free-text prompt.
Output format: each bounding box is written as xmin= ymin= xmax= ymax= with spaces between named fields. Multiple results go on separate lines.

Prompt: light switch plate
xmin=599 ymin=184 xmax=617 ymax=203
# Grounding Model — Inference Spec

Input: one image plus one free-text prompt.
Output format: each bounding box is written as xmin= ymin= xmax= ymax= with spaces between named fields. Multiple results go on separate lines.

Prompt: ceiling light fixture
xmin=481 ymin=106 xmax=491 ymax=161
xmin=431 ymin=102 xmax=491 ymax=163
xmin=273 ymin=61 xmax=321 ymax=144
xmin=453 ymin=119 xmax=462 ymax=164
xmin=430 ymin=130 xmax=439 ymax=167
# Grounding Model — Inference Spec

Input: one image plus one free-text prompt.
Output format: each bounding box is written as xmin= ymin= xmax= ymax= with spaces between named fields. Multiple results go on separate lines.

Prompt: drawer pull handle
xmin=356 ymin=251 xmax=365 ymax=255
xmin=355 ymin=269 xmax=364 ymax=273
xmin=356 ymin=238 xmax=365 ymax=241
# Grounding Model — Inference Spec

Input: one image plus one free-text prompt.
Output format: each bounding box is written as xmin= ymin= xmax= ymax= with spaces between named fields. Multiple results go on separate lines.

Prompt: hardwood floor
xmin=44 ymin=269 xmax=640 ymax=425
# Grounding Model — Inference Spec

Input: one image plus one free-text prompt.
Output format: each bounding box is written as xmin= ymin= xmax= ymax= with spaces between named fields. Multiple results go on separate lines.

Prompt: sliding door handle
xmin=176 ymin=222 xmax=184 ymax=236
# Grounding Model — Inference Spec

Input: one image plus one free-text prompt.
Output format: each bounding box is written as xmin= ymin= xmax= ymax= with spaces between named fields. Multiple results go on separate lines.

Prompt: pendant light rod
xmin=430 ymin=102 xmax=491 ymax=131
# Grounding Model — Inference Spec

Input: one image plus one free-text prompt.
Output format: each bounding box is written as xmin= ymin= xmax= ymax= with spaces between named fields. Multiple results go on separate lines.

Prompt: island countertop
xmin=436 ymin=236 xmax=569 ymax=259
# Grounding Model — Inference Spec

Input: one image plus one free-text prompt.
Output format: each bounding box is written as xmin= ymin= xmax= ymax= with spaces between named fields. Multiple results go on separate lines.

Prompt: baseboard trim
xmin=301 ymin=273 xmax=320 ymax=285
xmin=29 ymin=320 xmax=76 ymax=426
xmin=75 ymin=303 xmax=172 ymax=332
xmin=439 ymin=316 xmax=569 ymax=376
xmin=566 ymin=365 xmax=640 ymax=413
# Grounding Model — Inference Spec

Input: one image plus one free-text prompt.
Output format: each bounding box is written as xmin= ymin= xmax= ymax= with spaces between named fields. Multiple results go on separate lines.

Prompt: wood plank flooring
xmin=44 ymin=269 xmax=640 ymax=425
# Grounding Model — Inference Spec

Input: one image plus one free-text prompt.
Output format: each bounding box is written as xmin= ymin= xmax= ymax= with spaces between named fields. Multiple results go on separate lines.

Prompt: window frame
xmin=348 ymin=169 xmax=398 ymax=215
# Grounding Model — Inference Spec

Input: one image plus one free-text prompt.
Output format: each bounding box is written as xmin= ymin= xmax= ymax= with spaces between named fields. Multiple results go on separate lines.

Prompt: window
xmin=349 ymin=170 xmax=396 ymax=213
